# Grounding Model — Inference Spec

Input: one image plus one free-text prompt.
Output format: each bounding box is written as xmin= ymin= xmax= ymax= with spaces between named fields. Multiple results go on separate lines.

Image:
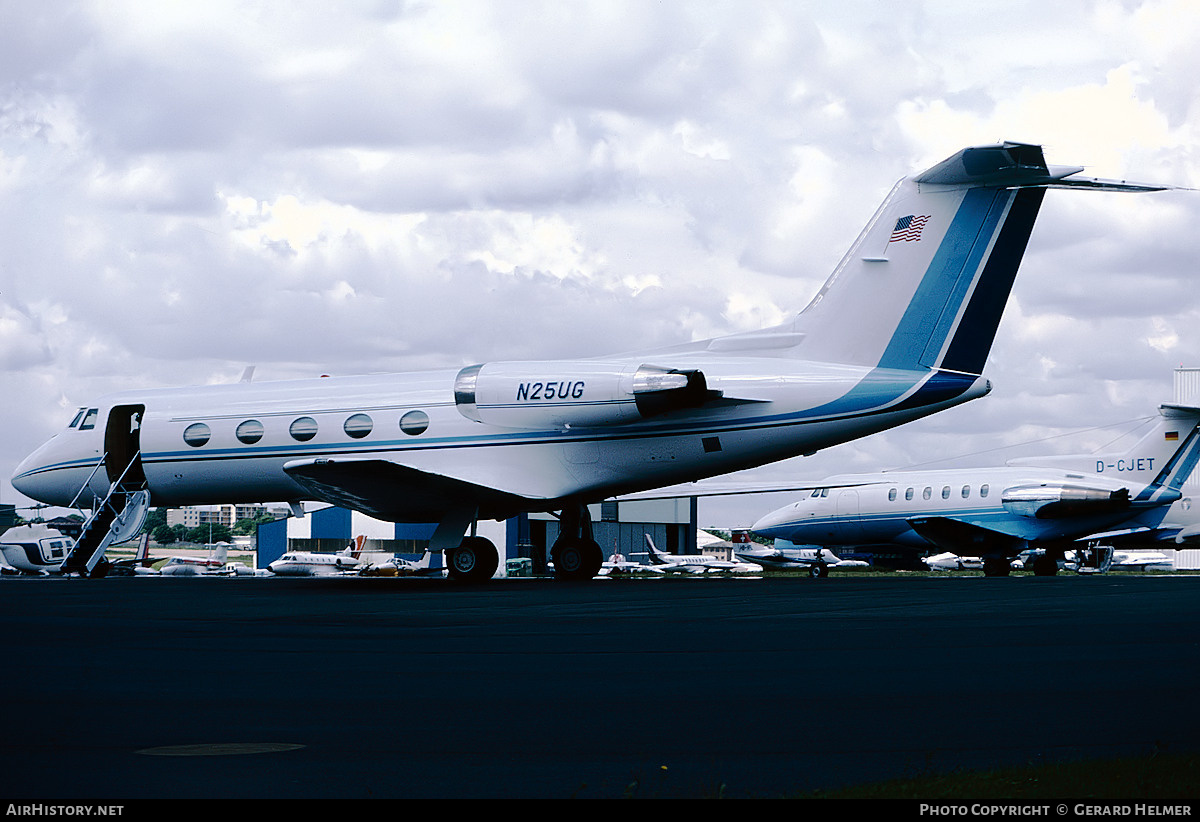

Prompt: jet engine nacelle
xmin=1002 ymin=485 xmax=1131 ymax=519
xmin=454 ymin=361 xmax=712 ymax=429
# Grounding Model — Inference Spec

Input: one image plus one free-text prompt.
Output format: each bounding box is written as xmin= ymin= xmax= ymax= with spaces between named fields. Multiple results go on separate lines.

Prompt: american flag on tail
xmin=889 ymin=214 xmax=930 ymax=243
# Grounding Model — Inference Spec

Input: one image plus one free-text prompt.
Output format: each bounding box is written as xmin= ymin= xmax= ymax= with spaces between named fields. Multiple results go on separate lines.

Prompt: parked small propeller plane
xmin=751 ymin=402 xmax=1200 ymax=576
xmin=12 ymin=143 xmax=1171 ymax=581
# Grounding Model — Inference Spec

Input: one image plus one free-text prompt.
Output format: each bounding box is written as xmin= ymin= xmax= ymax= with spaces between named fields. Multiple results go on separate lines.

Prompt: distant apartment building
xmin=166 ymin=504 xmax=284 ymax=529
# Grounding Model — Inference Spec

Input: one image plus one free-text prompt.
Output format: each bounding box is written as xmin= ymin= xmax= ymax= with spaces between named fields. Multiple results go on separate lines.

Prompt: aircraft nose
xmin=11 ymin=435 xmax=88 ymax=507
xmin=750 ymin=505 xmax=794 ymax=538
xmin=12 ymin=443 xmax=52 ymax=500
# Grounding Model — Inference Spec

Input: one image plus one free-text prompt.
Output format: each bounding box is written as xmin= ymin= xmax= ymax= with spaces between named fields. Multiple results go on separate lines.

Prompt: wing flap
xmin=907 ymin=516 xmax=1026 ymax=556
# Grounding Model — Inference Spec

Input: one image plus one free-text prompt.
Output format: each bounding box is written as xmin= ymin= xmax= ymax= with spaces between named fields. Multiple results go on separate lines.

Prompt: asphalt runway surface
xmin=4 ymin=574 xmax=1200 ymax=799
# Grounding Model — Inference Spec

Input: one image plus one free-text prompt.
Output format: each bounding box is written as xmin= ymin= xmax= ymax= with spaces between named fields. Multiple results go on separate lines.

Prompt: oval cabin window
xmin=290 ymin=417 xmax=319 ymax=442
xmin=400 ymin=410 xmax=430 ymax=436
xmin=236 ymin=420 xmax=264 ymax=444
xmin=183 ymin=423 xmax=211 ymax=447
xmin=344 ymin=414 xmax=373 ymax=439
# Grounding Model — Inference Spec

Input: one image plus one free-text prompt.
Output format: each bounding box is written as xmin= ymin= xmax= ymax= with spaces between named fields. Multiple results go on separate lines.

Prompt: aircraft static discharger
xmin=13 ymin=143 xmax=1172 ymax=581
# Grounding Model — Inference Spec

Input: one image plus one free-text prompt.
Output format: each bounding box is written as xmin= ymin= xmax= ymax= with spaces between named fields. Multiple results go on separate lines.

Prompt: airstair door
xmin=104 ymin=404 xmax=146 ymax=489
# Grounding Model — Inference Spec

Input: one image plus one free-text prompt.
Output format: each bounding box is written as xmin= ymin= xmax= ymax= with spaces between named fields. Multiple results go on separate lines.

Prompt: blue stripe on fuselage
xmin=795 ymin=368 xmax=978 ymax=422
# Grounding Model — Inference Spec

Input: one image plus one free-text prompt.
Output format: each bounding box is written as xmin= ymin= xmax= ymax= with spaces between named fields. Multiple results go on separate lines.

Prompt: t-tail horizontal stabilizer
xmin=791 ymin=142 xmax=1171 ymax=378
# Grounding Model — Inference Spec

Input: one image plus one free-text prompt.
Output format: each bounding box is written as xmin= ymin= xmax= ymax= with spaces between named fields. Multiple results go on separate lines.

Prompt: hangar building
xmin=255 ymin=497 xmax=699 ymax=576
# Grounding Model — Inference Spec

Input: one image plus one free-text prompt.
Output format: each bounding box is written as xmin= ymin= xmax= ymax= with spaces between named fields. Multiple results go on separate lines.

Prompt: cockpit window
xmin=79 ymin=408 xmax=99 ymax=430
xmin=68 ymin=408 xmax=87 ymax=428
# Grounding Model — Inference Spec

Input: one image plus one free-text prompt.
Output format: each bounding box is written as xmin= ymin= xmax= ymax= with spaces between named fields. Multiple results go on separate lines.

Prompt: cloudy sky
xmin=4 ymin=0 xmax=1200 ymax=526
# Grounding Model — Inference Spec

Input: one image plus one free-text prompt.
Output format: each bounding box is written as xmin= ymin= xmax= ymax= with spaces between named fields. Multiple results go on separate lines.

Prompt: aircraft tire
xmin=551 ymin=537 xmax=603 ymax=581
xmin=808 ymin=565 xmax=828 ymax=578
xmin=447 ymin=536 xmax=499 ymax=582
xmin=982 ymin=557 xmax=1011 ymax=577
xmin=1031 ymin=556 xmax=1059 ymax=576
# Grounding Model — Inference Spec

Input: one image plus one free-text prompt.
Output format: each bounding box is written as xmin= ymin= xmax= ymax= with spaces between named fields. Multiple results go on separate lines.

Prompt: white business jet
xmin=267 ymin=545 xmax=362 ymax=576
xmin=751 ymin=402 xmax=1200 ymax=576
xmin=597 ymin=551 xmax=667 ymax=577
xmin=13 ymin=143 xmax=1171 ymax=582
xmin=643 ymin=534 xmax=759 ymax=574
xmin=157 ymin=541 xmax=232 ymax=576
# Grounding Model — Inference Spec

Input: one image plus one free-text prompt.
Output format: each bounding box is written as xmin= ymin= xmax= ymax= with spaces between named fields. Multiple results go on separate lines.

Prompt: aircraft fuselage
xmin=751 ymin=467 xmax=1179 ymax=549
xmin=14 ymin=358 xmax=987 ymax=522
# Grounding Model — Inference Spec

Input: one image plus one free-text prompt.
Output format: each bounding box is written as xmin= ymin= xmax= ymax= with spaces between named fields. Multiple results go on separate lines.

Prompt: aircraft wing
xmin=612 ymin=477 xmax=888 ymax=501
xmin=735 ymin=550 xmax=817 ymax=567
xmin=906 ymin=517 xmax=1027 ymax=556
xmin=1074 ymin=524 xmax=1200 ymax=547
xmin=282 ymin=457 xmax=547 ymax=521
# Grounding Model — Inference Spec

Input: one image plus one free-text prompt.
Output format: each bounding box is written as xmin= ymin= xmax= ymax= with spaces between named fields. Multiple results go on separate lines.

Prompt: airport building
xmin=255 ymin=498 xmax=699 ymax=575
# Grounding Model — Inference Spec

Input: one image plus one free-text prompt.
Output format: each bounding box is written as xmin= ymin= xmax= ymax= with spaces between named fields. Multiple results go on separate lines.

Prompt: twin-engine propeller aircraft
xmin=750 ymin=403 xmax=1200 ymax=576
xmin=12 ymin=143 xmax=1171 ymax=581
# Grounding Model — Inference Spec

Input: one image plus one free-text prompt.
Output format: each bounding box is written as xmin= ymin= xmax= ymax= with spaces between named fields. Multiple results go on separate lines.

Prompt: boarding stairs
xmin=59 ymin=453 xmax=151 ymax=578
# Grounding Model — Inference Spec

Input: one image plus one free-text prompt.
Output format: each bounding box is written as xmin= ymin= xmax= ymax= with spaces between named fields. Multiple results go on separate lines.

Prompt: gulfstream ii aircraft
xmin=751 ymin=403 xmax=1200 ymax=576
xmin=12 ymin=143 xmax=1170 ymax=581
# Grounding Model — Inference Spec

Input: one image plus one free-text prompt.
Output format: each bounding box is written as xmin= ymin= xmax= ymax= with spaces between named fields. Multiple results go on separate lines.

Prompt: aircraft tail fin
xmin=1143 ymin=405 xmax=1200 ymax=493
xmin=134 ymin=532 xmax=151 ymax=565
xmin=643 ymin=533 xmax=667 ymax=565
xmin=1014 ymin=404 xmax=1200 ymax=491
xmin=790 ymin=143 xmax=1169 ymax=375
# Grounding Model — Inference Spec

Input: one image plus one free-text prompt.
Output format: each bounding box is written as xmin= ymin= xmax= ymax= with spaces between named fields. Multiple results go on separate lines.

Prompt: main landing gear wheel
xmin=447 ymin=536 xmax=499 ymax=582
xmin=982 ymin=556 xmax=1012 ymax=577
xmin=1031 ymin=555 xmax=1060 ymax=576
xmin=808 ymin=564 xmax=829 ymax=578
xmin=552 ymin=537 xmax=603 ymax=581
